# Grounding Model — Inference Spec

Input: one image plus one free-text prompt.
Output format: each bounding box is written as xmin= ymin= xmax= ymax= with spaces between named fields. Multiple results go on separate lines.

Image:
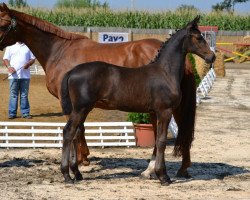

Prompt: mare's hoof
xmin=160 ymin=179 xmax=172 ymax=186
xmin=176 ymin=170 xmax=191 ymax=178
xmin=82 ymin=159 xmax=90 ymax=166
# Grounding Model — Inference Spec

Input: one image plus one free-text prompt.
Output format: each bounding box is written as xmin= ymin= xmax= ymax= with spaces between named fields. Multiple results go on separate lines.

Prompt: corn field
xmin=17 ymin=7 xmax=250 ymax=30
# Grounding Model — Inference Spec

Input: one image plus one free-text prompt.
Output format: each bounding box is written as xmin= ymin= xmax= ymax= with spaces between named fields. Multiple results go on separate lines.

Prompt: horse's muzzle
xmin=205 ymin=54 xmax=216 ymax=64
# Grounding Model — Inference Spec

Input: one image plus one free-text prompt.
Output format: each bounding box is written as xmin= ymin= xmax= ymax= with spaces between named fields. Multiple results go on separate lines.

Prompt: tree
xmin=212 ymin=0 xmax=249 ymax=12
xmin=8 ymin=0 xmax=29 ymax=8
xmin=55 ymin=0 xmax=109 ymax=9
xmin=175 ymin=4 xmax=200 ymax=13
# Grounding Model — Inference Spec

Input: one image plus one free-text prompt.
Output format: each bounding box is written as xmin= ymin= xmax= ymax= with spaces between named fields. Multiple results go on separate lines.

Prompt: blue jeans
xmin=9 ymin=79 xmax=30 ymax=117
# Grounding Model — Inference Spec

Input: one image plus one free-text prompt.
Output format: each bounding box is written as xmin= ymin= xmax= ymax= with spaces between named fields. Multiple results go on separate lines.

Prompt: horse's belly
xmin=95 ymin=100 xmax=149 ymax=113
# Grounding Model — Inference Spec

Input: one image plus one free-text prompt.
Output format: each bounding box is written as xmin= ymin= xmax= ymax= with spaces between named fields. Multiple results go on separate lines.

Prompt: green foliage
xmin=175 ymin=4 xmax=200 ymax=13
xmin=8 ymin=0 xmax=28 ymax=8
xmin=55 ymin=0 xmax=109 ymax=9
xmin=212 ymin=0 xmax=249 ymax=12
xmin=19 ymin=7 xmax=250 ymax=31
xmin=127 ymin=113 xmax=151 ymax=124
xmin=187 ymin=53 xmax=201 ymax=86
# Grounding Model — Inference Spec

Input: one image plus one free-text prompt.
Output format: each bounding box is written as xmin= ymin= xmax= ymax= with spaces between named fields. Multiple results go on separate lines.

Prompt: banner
xmin=98 ymin=32 xmax=129 ymax=43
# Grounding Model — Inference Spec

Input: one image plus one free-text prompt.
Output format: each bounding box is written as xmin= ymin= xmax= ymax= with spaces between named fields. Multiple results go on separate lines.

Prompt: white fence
xmin=196 ymin=67 xmax=216 ymax=102
xmin=0 ymin=122 xmax=135 ymax=148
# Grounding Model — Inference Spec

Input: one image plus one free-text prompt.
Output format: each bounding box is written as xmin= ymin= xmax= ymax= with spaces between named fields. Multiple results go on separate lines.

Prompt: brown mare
xmin=60 ymin=16 xmax=215 ymax=185
xmin=1 ymin=3 xmax=197 ymax=178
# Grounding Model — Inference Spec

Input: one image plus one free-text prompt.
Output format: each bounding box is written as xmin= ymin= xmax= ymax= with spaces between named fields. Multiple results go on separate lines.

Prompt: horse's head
xmin=183 ymin=16 xmax=216 ymax=64
xmin=0 ymin=3 xmax=18 ymax=50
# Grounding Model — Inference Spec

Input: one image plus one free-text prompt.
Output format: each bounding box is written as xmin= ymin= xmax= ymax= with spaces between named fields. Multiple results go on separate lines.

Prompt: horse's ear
xmin=0 ymin=3 xmax=10 ymax=12
xmin=186 ymin=15 xmax=200 ymax=31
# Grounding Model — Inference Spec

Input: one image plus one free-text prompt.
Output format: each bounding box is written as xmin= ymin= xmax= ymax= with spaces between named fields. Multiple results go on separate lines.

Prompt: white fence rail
xmin=196 ymin=67 xmax=216 ymax=101
xmin=0 ymin=122 xmax=135 ymax=148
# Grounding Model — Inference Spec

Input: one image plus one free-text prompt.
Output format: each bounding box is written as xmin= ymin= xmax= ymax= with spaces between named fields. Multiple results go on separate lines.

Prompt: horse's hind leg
xmin=61 ymin=119 xmax=77 ymax=183
xmin=61 ymin=111 xmax=86 ymax=183
xmin=69 ymin=109 xmax=92 ymax=181
xmin=69 ymin=125 xmax=87 ymax=181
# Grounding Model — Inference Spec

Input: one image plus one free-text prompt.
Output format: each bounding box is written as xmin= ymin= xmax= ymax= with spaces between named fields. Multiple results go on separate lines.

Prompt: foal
xmin=60 ymin=16 xmax=215 ymax=185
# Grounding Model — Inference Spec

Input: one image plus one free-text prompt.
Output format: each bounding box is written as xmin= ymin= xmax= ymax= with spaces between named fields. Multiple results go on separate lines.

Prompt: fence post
xmin=5 ymin=126 xmax=9 ymax=149
xmin=31 ymin=126 xmax=35 ymax=149
xmin=99 ymin=126 xmax=104 ymax=148
xmin=124 ymin=126 xmax=129 ymax=148
xmin=58 ymin=126 xmax=62 ymax=148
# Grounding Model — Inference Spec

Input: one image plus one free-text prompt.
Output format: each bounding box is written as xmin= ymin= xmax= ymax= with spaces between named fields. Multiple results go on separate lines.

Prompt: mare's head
xmin=0 ymin=3 xmax=18 ymax=50
xmin=183 ymin=16 xmax=216 ymax=63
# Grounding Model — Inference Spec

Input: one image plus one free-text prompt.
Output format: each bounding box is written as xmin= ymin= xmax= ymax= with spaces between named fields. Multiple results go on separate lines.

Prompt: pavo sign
xmin=99 ymin=32 xmax=129 ymax=43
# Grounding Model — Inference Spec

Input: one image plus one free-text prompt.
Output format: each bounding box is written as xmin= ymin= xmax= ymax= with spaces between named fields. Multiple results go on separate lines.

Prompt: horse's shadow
xmin=0 ymin=158 xmax=45 ymax=168
xmin=31 ymin=112 xmax=63 ymax=118
xmin=0 ymin=156 xmax=249 ymax=182
xmin=85 ymin=156 xmax=249 ymax=181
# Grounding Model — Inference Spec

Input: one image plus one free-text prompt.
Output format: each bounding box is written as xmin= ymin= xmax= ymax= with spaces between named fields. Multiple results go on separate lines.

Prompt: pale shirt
xmin=3 ymin=43 xmax=35 ymax=79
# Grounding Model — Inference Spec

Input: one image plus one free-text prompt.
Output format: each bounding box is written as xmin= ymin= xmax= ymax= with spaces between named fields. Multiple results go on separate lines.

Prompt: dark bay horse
xmin=0 ymin=3 xmax=196 ymax=177
xmin=60 ymin=16 xmax=215 ymax=185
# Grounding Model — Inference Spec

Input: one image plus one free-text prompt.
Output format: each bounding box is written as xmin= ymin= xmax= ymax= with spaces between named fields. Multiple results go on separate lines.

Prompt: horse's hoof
xmin=176 ymin=170 xmax=191 ymax=178
xmin=140 ymin=173 xmax=155 ymax=180
xmin=82 ymin=160 xmax=90 ymax=166
xmin=64 ymin=178 xmax=74 ymax=184
xmin=140 ymin=171 xmax=151 ymax=179
xmin=75 ymin=173 xmax=84 ymax=181
xmin=160 ymin=179 xmax=172 ymax=186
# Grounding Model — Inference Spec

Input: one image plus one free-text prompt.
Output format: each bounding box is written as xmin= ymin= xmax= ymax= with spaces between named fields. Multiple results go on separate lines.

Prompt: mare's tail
xmin=60 ymin=71 xmax=73 ymax=115
xmin=173 ymin=59 xmax=196 ymax=157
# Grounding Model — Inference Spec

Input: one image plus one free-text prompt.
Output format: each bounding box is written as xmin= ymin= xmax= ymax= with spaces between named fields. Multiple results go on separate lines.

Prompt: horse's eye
xmin=197 ymin=36 xmax=203 ymax=41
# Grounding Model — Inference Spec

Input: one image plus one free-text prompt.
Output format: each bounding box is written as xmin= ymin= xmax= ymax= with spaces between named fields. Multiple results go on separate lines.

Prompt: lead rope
xmin=0 ymin=18 xmax=17 ymax=43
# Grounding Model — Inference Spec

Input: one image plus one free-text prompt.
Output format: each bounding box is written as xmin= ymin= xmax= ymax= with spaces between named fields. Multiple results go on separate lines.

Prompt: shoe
xmin=23 ymin=115 xmax=32 ymax=119
xmin=8 ymin=116 xmax=16 ymax=119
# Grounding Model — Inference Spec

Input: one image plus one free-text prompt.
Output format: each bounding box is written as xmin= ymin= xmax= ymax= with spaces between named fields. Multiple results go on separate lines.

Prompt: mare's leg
xmin=69 ymin=127 xmax=90 ymax=168
xmin=77 ymin=132 xmax=90 ymax=166
xmin=69 ymin=125 xmax=85 ymax=181
xmin=61 ymin=111 xmax=85 ymax=183
xmin=155 ymin=109 xmax=172 ymax=185
xmin=65 ymin=114 xmax=89 ymax=166
xmin=141 ymin=113 xmax=157 ymax=179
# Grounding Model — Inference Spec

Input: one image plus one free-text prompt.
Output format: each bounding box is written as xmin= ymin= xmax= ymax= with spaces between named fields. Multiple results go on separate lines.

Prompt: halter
xmin=0 ymin=17 xmax=17 ymax=43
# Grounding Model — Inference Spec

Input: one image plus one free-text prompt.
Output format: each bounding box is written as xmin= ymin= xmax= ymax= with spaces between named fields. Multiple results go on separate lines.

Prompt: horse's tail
xmin=173 ymin=58 xmax=196 ymax=157
xmin=60 ymin=71 xmax=73 ymax=115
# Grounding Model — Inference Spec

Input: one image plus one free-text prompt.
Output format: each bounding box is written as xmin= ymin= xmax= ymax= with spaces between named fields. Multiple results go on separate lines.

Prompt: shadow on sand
xmin=86 ymin=156 xmax=249 ymax=181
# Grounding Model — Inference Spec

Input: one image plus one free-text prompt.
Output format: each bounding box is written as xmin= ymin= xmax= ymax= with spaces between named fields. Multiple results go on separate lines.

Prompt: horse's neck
xmin=157 ymin=32 xmax=186 ymax=83
xmin=18 ymin=21 xmax=67 ymax=73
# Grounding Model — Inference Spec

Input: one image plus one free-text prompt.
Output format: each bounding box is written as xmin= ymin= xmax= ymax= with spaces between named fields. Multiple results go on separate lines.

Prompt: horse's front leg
xmin=141 ymin=113 xmax=157 ymax=179
xmin=155 ymin=109 xmax=173 ymax=185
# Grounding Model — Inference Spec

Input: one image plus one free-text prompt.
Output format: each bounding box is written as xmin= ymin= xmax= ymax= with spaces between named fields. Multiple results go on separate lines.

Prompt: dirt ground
xmin=0 ymin=63 xmax=250 ymax=200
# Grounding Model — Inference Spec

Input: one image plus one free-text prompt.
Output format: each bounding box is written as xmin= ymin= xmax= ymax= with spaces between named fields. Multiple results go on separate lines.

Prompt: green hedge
xmin=17 ymin=7 xmax=250 ymax=31
xmin=188 ymin=53 xmax=201 ymax=86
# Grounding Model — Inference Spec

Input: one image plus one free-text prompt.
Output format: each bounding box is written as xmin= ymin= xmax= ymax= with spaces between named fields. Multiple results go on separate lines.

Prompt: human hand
xmin=8 ymin=67 xmax=16 ymax=74
xmin=23 ymin=64 xmax=30 ymax=69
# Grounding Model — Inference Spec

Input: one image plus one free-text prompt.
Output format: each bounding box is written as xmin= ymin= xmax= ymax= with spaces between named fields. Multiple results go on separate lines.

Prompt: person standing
xmin=3 ymin=42 xmax=36 ymax=119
